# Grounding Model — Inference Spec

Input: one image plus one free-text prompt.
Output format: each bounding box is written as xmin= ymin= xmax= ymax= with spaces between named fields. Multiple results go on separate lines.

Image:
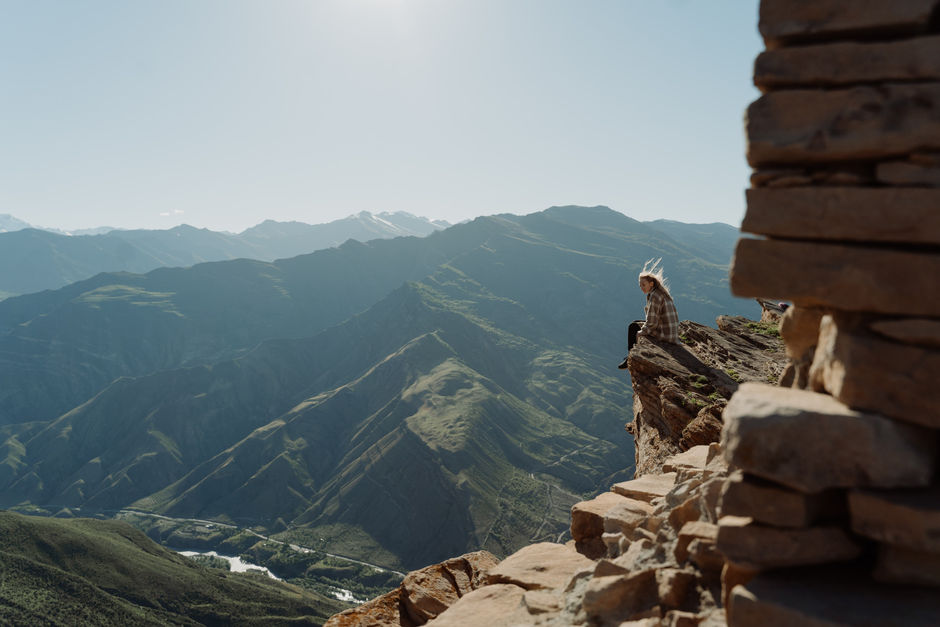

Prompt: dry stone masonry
xmin=724 ymin=1 xmax=940 ymax=624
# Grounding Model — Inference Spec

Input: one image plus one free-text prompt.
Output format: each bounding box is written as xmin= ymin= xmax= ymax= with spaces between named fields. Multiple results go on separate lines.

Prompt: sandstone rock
xmin=424 ymin=584 xmax=528 ymax=627
xmin=675 ymin=521 xmax=718 ymax=565
xmin=328 ymin=551 xmax=498 ymax=627
xmin=877 ymin=159 xmax=940 ymax=186
xmin=718 ymin=470 xmax=841 ymax=528
xmin=325 ymin=587 xmax=410 ymax=627
xmin=750 ymin=166 xmax=873 ymax=188
xmin=716 ymin=516 xmax=861 ymax=569
xmin=581 ymin=569 xmax=659 ymax=624
xmin=663 ymin=446 xmax=710 ymax=474
xmin=571 ymin=491 xmax=635 ymax=558
xmin=743 ymin=187 xmax=940 ymax=245
xmin=728 ymin=565 xmax=940 ymax=626
xmin=849 ymin=486 xmax=940 ymax=552
xmin=721 ymin=561 xmax=758 ymax=611
xmin=656 ymin=568 xmax=696 ymax=609
xmin=602 ymin=532 xmax=623 ymax=557
xmin=758 ymin=0 xmax=940 ymax=46
xmin=604 ymin=498 xmax=655 ymax=536
xmin=747 ymin=83 xmax=940 ymax=167
xmin=810 ymin=314 xmax=940 ymax=428
xmin=401 ymin=552 xmax=500 ymax=624
xmin=486 ymin=542 xmax=593 ymax=591
xmin=688 ymin=538 xmax=725 ymax=574
xmin=755 ymin=35 xmax=940 ymax=89
xmin=730 ymin=238 xmax=940 ymax=316
xmin=613 ymin=473 xmax=677 ymax=502
xmin=778 ymin=305 xmax=823 ymax=360
xmin=874 ymin=544 xmax=940 ymax=587
xmin=595 ymin=538 xmax=667 ymax=576
xmin=869 ymin=317 xmax=940 ymax=349
xmin=722 ymin=383 xmax=937 ymax=492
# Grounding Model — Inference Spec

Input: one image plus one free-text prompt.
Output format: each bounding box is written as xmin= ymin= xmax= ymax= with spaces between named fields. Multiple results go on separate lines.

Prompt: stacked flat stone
xmin=722 ymin=1 xmax=940 ymax=624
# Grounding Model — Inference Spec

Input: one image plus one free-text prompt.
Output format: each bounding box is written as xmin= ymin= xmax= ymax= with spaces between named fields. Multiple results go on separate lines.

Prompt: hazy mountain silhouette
xmin=0 ymin=212 xmax=448 ymax=297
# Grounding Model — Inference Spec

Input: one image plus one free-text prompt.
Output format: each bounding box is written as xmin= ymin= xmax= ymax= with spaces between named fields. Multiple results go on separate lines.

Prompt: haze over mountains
xmin=0 ymin=211 xmax=449 ymax=298
xmin=0 ymin=205 xmax=750 ymax=571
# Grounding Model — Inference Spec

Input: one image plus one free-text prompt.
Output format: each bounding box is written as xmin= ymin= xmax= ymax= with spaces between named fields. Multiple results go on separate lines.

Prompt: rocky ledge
xmin=626 ymin=316 xmax=786 ymax=476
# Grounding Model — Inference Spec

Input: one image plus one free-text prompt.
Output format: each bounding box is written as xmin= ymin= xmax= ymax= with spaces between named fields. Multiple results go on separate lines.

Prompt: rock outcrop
xmin=324 ymin=551 xmax=499 ymax=627
xmin=626 ymin=317 xmax=786 ymax=476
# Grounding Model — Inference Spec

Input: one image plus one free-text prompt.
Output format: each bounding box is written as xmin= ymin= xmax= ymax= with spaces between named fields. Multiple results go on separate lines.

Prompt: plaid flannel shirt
xmin=639 ymin=286 xmax=679 ymax=343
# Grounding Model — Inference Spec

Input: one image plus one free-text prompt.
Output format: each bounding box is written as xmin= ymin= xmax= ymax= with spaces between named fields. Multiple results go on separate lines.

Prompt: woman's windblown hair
xmin=638 ymin=258 xmax=673 ymax=298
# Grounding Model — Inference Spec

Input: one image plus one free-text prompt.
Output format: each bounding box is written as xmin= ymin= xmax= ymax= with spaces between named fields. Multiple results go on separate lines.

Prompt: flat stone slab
xmin=426 ymin=584 xmax=529 ymax=627
xmin=758 ymin=0 xmax=940 ymax=46
xmin=747 ymin=82 xmax=940 ymax=167
xmin=870 ymin=318 xmax=940 ymax=349
xmin=730 ymin=238 xmax=940 ymax=317
xmin=485 ymin=542 xmax=593 ymax=591
xmin=755 ymin=35 xmax=940 ymax=89
xmin=571 ymin=491 xmax=634 ymax=543
xmin=728 ymin=565 xmax=940 ymax=626
xmin=721 ymin=383 xmax=937 ymax=493
xmin=603 ymin=498 xmax=654 ymax=535
xmin=662 ymin=446 xmax=709 ymax=474
xmin=675 ymin=521 xmax=718 ymax=564
xmin=717 ymin=516 xmax=861 ymax=570
xmin=811 ymin=315 xmax=940 ymax=428
xmin=850 ymin=486 xmax=940 ymax=552
xmin=742 ymin=187 xmax=940 ymax=245
xmin=719 ymin=470 xmax=839 ymax=528
xmin=612 ymin=473 xmax=677 ymax=503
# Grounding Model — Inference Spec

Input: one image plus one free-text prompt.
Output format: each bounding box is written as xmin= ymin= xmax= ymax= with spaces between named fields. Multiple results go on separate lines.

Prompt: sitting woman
xmin=619 ymin=258 xmax=679 ymax=369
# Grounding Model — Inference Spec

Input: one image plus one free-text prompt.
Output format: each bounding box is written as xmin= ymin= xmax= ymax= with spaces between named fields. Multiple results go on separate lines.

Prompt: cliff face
xmin=626 ymin=316 xmax=786 ymax=477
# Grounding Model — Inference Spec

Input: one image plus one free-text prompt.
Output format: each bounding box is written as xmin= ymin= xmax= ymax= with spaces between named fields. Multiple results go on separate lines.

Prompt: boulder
xmin=758 ymin=0 xmax=940 ymax=46
xmin=730 ymin=238 xmax=940 ymax=317
xmin=810 ymin=314 xmax=940 ymax=428
xmin=742 ymin=187 xmax=940 ymax=245
xmin=485 ymin=542 xmax=593 ymax=591
xmin=581 ymin=569 xmax=659 ymax=624
xmin=849 ymin=486 xmax=940 ymax=552
xmin=717 ymin=516 xmax=861 ymax=569
xmin=755 ymin=35 xmax=940 ymax=89
xmin=722 ymin=384 xmax=937 ymax=493
xmin=571 ymin=491 xmax=634 ymax=558
xmin=402 ymin=552 xmax=500 ymax=624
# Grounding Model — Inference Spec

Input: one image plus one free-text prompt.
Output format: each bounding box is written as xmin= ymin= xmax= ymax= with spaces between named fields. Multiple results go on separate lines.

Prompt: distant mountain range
xmin=0 ymin=211 xmax=450 ymax=297
xmin=0 ymin=205 xmax=750 ymax=571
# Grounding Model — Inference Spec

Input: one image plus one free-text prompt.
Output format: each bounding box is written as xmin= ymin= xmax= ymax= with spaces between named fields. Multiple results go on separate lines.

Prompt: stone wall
xmin=723 ymin=1 xmax=940 ymax=623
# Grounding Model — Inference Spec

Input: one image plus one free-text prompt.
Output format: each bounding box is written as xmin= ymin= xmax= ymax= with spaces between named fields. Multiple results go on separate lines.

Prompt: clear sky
xmin=1 ymin=0 xmax=762 ymax=233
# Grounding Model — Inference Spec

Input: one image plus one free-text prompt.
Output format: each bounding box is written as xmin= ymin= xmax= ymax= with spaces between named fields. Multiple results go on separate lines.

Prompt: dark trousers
xmin=628 ymin=320 xmax=644 ymax=352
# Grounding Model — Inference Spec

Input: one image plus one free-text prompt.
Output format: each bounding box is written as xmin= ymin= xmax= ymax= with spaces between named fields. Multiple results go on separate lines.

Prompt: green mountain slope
xmin=0 ymin=511 xmax=345 ymax=626
xmin=0 ymin=206 xmax=750 ymax=570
